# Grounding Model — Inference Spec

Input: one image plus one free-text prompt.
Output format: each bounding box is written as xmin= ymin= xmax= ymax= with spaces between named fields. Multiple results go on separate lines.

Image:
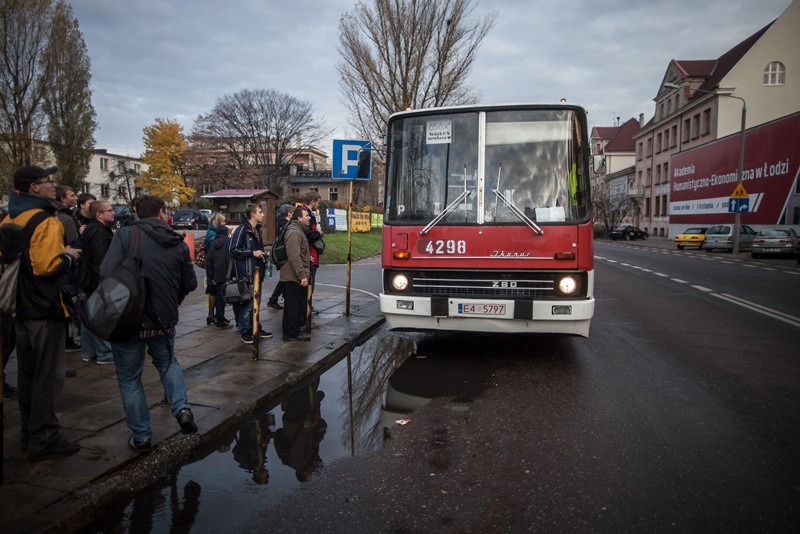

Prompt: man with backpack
xmin=99 ymin=195 xmax=198 ymax=453
xmin=229 ymin=204 xmax=272 ymax=344
xmin=266 ymin=203 xmax=293 ymax=310
xmin=2 ymin=165 xmax=81 ymax=460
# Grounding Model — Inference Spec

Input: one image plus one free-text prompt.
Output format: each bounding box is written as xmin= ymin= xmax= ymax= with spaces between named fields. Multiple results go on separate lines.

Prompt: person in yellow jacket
xmin=2 ymin=165 xmax=81 ymax=460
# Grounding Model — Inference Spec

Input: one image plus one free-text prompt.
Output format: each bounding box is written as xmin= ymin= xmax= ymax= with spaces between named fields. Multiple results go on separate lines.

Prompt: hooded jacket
xmin=2 ymin=192 xmax=73 ymax=319
xmin=99 ymin=217 xmax=197 ymax=331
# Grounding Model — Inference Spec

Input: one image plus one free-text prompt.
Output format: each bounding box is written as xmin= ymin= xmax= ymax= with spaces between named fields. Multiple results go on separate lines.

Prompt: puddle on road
xmin=84 ymin=331 xmax=501 ymax=533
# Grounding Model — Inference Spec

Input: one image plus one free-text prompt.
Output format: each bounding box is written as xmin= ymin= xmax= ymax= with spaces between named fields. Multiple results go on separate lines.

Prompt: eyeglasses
xmin=99 ymin=209 xmax=114 ymax=213
xmin=35 ymin=178 xmax=54 ymax=184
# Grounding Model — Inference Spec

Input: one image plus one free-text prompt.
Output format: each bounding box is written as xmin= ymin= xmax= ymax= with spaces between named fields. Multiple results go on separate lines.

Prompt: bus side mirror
xmin=356 ymin=150 xmax=371 ymax=179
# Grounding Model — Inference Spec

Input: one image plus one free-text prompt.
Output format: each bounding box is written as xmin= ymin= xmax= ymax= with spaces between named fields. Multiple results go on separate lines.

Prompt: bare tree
xmin=107 ymin=159 xmax=139 ymax=205
xmin=0 ymin=0 xmax=95 ymax=190
xmin=337 ymin=0 xmax=496 ymax=150
xmin=189 ymin=89 xmax=332 ymax=192
xmin=592 ymin=176 xmax=637 ymax=234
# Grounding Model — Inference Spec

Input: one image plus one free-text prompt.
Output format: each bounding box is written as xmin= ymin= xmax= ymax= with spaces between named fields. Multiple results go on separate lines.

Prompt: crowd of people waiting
xmin=1 ymin=164 xmax=324 ymax=460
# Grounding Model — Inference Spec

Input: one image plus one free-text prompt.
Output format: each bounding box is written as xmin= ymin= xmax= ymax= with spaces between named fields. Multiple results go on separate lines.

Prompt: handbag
xmin=311 ymin=236 xmax=325 ymax=254
xmin=220 ymin=260 xmax=253 ymax=304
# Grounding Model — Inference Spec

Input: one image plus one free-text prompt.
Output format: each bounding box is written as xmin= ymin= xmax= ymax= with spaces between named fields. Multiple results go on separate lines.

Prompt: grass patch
xmin=319 ymin=231 xmax=382 ymax=264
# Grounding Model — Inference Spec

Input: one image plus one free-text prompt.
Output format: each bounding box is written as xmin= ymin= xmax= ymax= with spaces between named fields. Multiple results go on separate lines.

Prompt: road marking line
xmin=713 ymin=293 xmax=800 ymax=328
xmin=317 ymin=283 xmax=380 ymax=299
xmin=691 ymin=285 xmax=713 ymax=292
xmin=671 ymin=278 xmax=689 ymax=284
xmin=654 ymin=272 xmax=669 ymax=277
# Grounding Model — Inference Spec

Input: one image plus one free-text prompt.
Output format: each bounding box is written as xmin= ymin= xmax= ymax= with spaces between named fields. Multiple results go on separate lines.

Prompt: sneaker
xmin=128 ymin=436 xmax=152 ymax=454
xmin=81 ymin=355 xmax=96 ymax=363
xmin=176 ymin=408 xmax=198 ymax=434
xmin=65 ymin=368 xmax=77 ymax=378
xmin=257 ymin=328 xmax=273 ymax=339
xmin=96 ymin=358 xmax=114 ymax=365
xmin=27 ymin=438 xmax=80 ymax=461
xmin=65 ymin=341 xmax=82 ymax=352
xmin=241 ymin=333 xmax=253 ymax=344
xmin=266 ymin=301 xmax=283 ymax=310
xmin=3 ymin=383 xmax=18 ymax=400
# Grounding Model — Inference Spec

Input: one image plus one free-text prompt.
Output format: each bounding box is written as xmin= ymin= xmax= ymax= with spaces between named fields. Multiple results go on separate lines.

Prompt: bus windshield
xmin=385 ymin=107 xmax=589 ymax=225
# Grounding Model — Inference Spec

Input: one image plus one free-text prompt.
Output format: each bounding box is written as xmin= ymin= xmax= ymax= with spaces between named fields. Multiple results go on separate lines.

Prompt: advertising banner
xmin=351 ymin=212 xmax=371 ymax=232
xmin=669 ymin=113 xmax=800 ymax=225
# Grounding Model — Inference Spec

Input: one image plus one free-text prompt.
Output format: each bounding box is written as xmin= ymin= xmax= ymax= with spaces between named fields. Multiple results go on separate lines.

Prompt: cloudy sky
xmin=70 ymin=0 xmax=792 ymax=158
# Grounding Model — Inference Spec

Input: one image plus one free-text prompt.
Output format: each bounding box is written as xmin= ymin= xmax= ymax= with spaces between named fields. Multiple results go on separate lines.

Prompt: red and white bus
xmin=379 ymin=103 xmax=595 ymax=336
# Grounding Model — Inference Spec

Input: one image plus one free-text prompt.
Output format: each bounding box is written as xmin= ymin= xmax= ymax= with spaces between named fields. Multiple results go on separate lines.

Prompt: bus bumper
xmin=379 ymin=294 xmax=595 ymax=337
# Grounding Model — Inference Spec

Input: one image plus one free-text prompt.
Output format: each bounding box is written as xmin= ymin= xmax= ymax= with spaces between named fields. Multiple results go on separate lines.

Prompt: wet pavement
xmin=0 ymin=279 xmax=384 ymax=534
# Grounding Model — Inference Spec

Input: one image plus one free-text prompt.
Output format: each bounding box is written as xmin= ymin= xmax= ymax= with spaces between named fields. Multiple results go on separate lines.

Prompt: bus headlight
xmin=557 ymin=275 xmax=577 ymax=295
xmin=391 ymin=273 xmax=409 ymax=291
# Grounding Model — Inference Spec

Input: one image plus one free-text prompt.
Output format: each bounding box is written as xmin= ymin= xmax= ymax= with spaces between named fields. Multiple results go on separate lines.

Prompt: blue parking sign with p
xmin=333 ymin=139 xmax=371 ymax=180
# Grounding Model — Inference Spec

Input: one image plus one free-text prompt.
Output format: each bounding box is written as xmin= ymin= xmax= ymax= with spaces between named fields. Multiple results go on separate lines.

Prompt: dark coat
xmin=206 ymin=231 xmax=231 ymax=285
xmin=228 ymin=219 xmax=265 ymax=281
xmin=77 ymin=219 xmax=114 ymax=296
xmin=99 ymin=218 xmax=197 ymax=331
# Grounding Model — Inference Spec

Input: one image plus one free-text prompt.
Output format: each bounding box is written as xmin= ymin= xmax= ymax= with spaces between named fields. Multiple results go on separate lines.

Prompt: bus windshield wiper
xmin=492 ymin=188 xmax=544 ymax=235
xmin=421 ymin=165 xmax=472 ymax=236
xmin=420 ymin=189 xmax=472 ymax=236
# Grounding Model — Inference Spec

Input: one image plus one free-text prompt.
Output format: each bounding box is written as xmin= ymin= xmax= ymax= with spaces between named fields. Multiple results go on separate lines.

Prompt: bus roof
xmin=388 ymin=102 xmax=588 ymax=121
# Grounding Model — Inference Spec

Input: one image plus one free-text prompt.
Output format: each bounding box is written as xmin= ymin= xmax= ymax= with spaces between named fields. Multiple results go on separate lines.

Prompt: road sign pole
xmin=732 ymin=101 xmax=747 ymax=255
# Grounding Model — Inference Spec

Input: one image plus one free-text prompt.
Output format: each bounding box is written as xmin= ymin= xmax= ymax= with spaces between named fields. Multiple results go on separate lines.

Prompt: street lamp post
xmin=662 ymin=82 xmax=747 ymax=253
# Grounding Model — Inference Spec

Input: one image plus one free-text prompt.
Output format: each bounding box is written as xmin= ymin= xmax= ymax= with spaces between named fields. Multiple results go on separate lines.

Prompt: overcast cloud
xmin=69 ymin=0 xmax=792 ymax=158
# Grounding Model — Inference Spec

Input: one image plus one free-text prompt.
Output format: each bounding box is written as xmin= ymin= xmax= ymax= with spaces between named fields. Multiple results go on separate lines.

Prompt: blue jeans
xmin=81 ymin=324 xmax=114 ymax=362
xmin=111 ymin=330 xmax=191 ymax=441
xmin=232 ymin=288 xmax=262 ymax=335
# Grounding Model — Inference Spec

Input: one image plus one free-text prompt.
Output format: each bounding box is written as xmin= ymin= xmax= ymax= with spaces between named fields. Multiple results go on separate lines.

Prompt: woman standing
xmin=205 ymin=212 xmax=227 ymax=325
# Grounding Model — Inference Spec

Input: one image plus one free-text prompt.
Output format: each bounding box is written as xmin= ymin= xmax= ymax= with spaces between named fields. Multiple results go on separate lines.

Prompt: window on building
xmin=671 ymin=125 xmax=678 ymax=147
xmin=100 ymin=158 xmax=108 ymax=171
xmin=656 ymin=165 xmax=662 ymax=184
xmin=683 ymin=119 xmax=691 ymax=142
xmin=663 ymin=162 xmax=669 ymax=181
xmin=118 ymin=186 xmax=127 ymax=198
xmin=662 ymin=195 xmax=668 ymax=216
xmin=117 ymin=160 xmax=125 ymax=172
xmin=637 ymin=142 xmax=643 ymax=160
xmin=100 ymin=184 xmax=109 ymax=198
xmin=655 ymin=196 xmax=661 ymax=216
xmin=645 ymin=197 xmax=650 ymax=217
xmin=329 ymin=187 xmax=338 ymax=201
xmin=646 ymin=167 xmax=652 ymax=186
xmin=81 ymin=182 xmax=90 ymax=194
xmin=659 ymin=103 xmax=664 ymax=119
xmin=702 ymin=109 xmax=711 ymax=135
xmin=656 ymin=133 xmax=662 ymax=153
xmin=763 ymin=61 xmax=785 ymax=85
xmin=646 ymin=138 xmax=652 ymax=157
xmin=667 ymin=98 xmax=672 ymax=115
xmin=134 ymin=163 xmax=141 ymax=173
xmin=664 ymin=129 xmax=670 ymax=149
xmin=692 ymin=114 xmax=700 ymax=139
xmin=291 ymin=187 xmax=300 ymax=195
xmin=135 ymin=187 xmax=143 ymax=198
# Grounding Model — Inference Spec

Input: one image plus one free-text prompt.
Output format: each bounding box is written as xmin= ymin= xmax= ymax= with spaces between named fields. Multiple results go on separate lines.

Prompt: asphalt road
xmin=249 ymin=242 xmax=800 ymax=532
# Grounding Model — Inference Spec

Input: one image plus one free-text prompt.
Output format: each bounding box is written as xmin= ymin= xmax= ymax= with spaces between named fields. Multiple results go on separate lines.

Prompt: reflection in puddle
xmin=85 ymin=331 xmax=500 ymax=533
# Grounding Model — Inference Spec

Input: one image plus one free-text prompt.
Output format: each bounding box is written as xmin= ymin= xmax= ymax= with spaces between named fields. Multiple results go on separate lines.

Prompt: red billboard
xmin=670 ymin=113 xmax=800 ymax=225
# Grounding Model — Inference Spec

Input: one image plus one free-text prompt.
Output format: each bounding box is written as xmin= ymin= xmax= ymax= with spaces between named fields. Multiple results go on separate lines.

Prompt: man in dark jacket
xmin=99 ymin=195 xmax=198 ymax=453
xmin=2 ymin=165 xmax=81 ymax=460
xmin=77 ymin=200 xmax=115 ymax=364
xmin=205 ymin=225 xmax=232 ymax=328
xmin=228 ymin=204 xmax=272 ymax=344
xmin=55 ymin=185 xmax=82 ymax=355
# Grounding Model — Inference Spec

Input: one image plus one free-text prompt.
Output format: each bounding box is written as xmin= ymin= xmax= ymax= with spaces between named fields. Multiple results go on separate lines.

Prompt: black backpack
xmin=80 ymin=227 xmax=147 ymax=342
xmin=270 ymin=225 xmax=288 ymax=269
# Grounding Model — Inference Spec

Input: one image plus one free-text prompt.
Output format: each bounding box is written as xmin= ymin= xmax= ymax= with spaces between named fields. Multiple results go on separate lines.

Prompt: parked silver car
xmin=751 ymin=228 xmax=798 ymax=258
xmin=703 ymin=224 xmax=757 ymax=252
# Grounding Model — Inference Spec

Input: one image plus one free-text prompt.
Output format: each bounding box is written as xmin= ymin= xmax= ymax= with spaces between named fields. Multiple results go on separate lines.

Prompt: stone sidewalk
xmin=0 ymin=284 xmax=384 ymax=534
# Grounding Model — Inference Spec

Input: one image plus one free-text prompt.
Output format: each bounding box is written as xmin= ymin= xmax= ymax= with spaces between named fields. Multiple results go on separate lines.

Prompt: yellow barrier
xmin=351 ymin=212 xmax=371 ymax=233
